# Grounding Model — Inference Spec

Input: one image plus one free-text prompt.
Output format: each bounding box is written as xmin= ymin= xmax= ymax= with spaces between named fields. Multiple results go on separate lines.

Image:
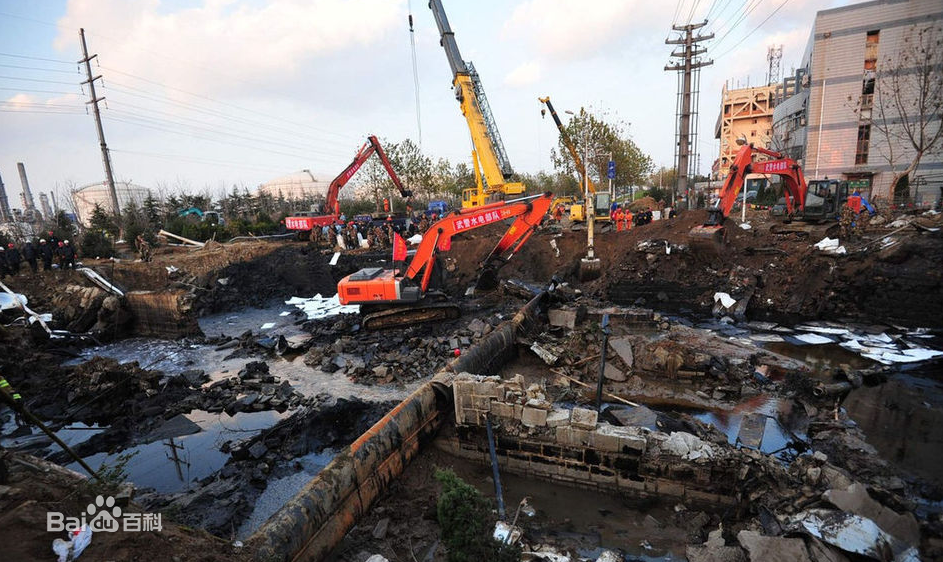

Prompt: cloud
xmin=4 ymin=93 xmax=38 ymax=107
xmin=504 ymin=61 xmax=541 ymax=87
xmin=502 ymin=0 xmax=663 ymax=59
xmin=53 ymin=0 xmax=404 ymax=97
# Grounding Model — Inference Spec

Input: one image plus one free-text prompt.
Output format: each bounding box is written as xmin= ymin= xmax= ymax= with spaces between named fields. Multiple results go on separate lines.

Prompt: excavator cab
xmin=799 ymin=179 xmax=847 ymax=222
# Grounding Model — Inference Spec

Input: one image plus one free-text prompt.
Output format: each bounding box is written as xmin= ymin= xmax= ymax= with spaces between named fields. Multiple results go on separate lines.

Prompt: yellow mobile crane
xmin=429 ymin=0 xmax=525 ymax=208
xmin=539 ymin=96 xmax=611 ymax=224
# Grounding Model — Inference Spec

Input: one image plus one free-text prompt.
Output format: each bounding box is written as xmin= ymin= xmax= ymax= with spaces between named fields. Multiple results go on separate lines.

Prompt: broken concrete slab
xmin=609 ymin=337 xmax=634 ymax=368
xmin=144 ymin=413 xmax=202 ymax=443
xmin=546 ymin=408 xmax=570 ymax=428
xmin=686 ymin=545 xmax=748 ymax=562
xmin=521 ymin=406 xmax=548 ymax=427
xmin=608 ymin=405 xmax=658 ymax=429
xmin=737 ymin=530 xmax=812 ymax=562
xmin=823 ymin=483 xmax=920 ymax=546
xmin=603 ymin=362 xmax=626 ymax=382
xmin=787 ymin=509 xmax=919 ymax=562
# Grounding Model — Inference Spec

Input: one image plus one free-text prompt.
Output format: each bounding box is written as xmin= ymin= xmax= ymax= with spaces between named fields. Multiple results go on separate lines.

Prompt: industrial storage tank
xmin=71 ymin=181 xmax=150 ymax=225
xmin=256 ymin=169 xmax=332 ymax=201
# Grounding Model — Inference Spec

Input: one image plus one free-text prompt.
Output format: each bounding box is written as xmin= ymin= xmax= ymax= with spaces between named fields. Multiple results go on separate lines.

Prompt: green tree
xmin=435 ymin=469 xmax=520 ymax=562
xmin=88 ymin=203 xmax=119 ymax=238
xmin=550 ymin=107 xmax=653 ymax=192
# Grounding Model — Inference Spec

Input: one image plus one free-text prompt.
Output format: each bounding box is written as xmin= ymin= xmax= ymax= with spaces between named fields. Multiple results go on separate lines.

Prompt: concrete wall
xmin=445 ymin=373 xmax=757 ymax=510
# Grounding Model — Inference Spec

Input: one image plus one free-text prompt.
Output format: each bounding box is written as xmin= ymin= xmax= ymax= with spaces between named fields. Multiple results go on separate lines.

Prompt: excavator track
xmin=361 ymin=302 xmax=462 ymax=331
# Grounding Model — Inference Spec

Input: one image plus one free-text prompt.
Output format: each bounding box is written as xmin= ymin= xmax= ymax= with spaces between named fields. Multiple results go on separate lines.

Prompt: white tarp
xmin=0 ymin=292 xmax=27 ymax=311
xmin=286 ymin=294 xmax=360 ymax=320
xmin=713 ymin=292 xmax=736 ymax=309
xmin=814 ymin=237 xmax=847 ymax=254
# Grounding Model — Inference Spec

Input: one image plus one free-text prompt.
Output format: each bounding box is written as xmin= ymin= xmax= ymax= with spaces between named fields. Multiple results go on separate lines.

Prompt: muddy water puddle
xmin=68 ymin=409 xmax=288 ymax=493
xmin=457 ymin=454 xmax=687 ymax=560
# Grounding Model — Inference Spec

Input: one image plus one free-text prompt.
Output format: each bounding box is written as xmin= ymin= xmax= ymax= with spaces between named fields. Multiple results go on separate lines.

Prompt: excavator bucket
xmin=688 ymin=224 xmax=727 ymax=256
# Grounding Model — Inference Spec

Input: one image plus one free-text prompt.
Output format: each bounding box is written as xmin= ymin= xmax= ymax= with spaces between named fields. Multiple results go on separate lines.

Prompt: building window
xmin=855 ymin=124 xmax=871 ymax=165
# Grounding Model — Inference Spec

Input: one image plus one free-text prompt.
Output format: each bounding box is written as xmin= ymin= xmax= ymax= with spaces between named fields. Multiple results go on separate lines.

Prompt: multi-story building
xmin=714 ymin=83 xmax=777 ymax=179
xmin=771 ymin=0 xmax=942 ymax=205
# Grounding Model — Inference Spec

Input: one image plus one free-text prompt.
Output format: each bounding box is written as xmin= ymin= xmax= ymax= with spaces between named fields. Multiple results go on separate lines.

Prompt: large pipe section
xmin=250 ymin=292 xmax=546 ymax=561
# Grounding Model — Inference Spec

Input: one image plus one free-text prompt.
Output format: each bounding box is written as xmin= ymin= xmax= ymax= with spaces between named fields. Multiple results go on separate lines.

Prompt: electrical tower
xmin=767 ymin=44 xmax=783 ymax=86
xmin=665 ymin=22 xmax=713 ymax=210
xmin=78 ymin=28 xmax=120 ymax=218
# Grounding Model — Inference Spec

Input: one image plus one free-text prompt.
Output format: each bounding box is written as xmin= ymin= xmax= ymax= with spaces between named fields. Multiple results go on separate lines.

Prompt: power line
xmin=99 ymin=79 xmax=360 ymax=152
xmin=110 ymin=148 xmax=302 ymax=174
xmin=715 ymin=0 xmax=790 ymax=60
xmin=99 ymin=65 xmax=361 ymax=144
xmin=0 ymin=108 xmax=85 ymax=115
xmin=0 ymin=51 xmax=73 ymax=65
xmin=0 ymin=74 xmax=81 ymax=86
xmin=686 ymin=0 xmax=703 ymax=25
xmin=712 ymin=0 xmax=763 ymax=50
xmin=0 ymin=63 xmax=79 ymax=74
xmin=672 ymin=0 xmax=686 ymax=26
xmin=0 ymin=87 xmax=77 ymax=95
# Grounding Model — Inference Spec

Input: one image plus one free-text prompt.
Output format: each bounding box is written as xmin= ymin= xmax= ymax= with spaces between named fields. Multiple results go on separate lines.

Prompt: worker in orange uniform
xmin=624 ymin=207 xmax=634 ymax=231
xmin=383 ymin=198 xmax=390 ymax=213
xmin=614 ymin=205 xmax=624 ymax=231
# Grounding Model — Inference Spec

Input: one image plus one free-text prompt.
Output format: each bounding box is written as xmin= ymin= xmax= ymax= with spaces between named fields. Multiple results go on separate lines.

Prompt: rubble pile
xmin=300 ymin=313 xmax=501 ymax=384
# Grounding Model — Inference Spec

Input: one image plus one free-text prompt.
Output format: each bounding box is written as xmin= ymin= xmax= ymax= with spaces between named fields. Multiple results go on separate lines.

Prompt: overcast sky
xmin=0 ymin=0 xmax=853 ymax=207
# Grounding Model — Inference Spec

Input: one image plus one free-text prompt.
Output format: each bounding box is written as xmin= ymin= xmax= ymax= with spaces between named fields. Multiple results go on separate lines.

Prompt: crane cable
xmin=408 ymin=0 xmax=422 ymax=148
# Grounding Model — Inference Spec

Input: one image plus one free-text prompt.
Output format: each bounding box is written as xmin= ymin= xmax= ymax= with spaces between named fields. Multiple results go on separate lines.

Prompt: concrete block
xmin=594 ymin=430 xmax=621 ymax=453
xmin=475 ymin=380 xmax=503 ymax=398
xmin=556 ymin=426 xmax=593 ymax=448
xmin=548 ymin=306 xmax=585 ymax=329
xmin=490 ymin=401 xmax=518 ymax=419
xmin=471 ymin=394 xmax=493 ymax=410
xmin=525 ymin=398 xmax=552 ymax=410
xmin=571 ymin=407 xmax=599 ymax=430
xmin=521 ymin=406 xmax=548 ymax=427
xmin=619 ymin=433 xmax=647 ymax=454
xmin=546 ymin=408 xmax=570 ymax=428
xmin=656 ymin=479 xmax=686 ymax=498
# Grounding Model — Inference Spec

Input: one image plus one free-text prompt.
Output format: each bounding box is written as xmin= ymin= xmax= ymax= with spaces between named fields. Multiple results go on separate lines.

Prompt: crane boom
xmin=428 ymin=0 xmax=524 ymax=207
xmin=539 ymin=96 xmax=597 ymax=194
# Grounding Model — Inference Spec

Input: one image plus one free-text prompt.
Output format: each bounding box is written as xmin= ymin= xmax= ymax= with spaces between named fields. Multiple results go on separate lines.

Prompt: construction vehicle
xmin=428 ymin=0 xmax=525 ymax=209
xmin=691 ymin=140 xmax=875 ymax=251
xmin=284 ymin=136 xmax=412 ymax=232
xmin=337 ymin=193 xmax=552 ymax=330
xmin=177 ymin=207 xmax=224 ymax=226
xmin=538 ymin=96 xmax=611 ymax=224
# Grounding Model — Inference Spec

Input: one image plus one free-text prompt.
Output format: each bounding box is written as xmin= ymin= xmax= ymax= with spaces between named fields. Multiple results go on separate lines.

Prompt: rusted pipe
xmin=813 ymin=381 xmax=853 ymax=397
xmin=250 ymin=292 xmax=546 ymax=561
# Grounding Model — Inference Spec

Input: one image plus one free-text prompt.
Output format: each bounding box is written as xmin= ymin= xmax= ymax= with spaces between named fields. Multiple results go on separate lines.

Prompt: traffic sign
xmin=607 ymin=160 xmax=616 ymax=179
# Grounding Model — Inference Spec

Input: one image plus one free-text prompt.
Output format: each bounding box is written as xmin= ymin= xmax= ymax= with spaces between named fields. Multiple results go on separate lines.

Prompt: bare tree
xmin=873 ymin=25 xmax=943 ymax=202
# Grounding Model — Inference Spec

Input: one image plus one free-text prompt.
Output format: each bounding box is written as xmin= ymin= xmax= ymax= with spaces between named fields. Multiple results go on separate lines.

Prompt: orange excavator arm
xmin=324 ymin=135 xmax=413 ymax=215
xmin=707 ymin=143 xmax=808 ymax=226
xmin=405 ymin=192 xmax=553 ymax=292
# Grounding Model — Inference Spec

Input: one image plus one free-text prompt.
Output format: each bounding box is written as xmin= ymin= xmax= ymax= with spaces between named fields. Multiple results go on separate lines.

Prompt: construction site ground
xmin=1 ymin=206 xmax=942 ymax=561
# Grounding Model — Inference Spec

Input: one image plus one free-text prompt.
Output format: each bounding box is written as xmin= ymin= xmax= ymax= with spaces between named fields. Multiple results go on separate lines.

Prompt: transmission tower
xmin=665 ymin=21 xmax=713 ymax=210
xmin=767 ymin=44 xmax=783 ymax=86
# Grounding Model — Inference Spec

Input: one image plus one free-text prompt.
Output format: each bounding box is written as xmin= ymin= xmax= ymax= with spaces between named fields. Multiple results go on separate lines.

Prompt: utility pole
xmin=666 ymin=22 xmax=713 ymax=211
xmin=79 ymin=28 xmax=120 ymax=219
xmin=0 ymin=169 xmax=11 ymax=222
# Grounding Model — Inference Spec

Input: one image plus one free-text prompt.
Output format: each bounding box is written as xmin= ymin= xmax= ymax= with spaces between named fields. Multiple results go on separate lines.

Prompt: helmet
xmin=6 ymin=243 xmax=12 ymax=248
xmin=64 ymin=240 xmax=70 ymax=244
xmin=40 ymin=239 xmax=46 ymax=243
xmin=58 ymin=242 xmax=63 ymax=247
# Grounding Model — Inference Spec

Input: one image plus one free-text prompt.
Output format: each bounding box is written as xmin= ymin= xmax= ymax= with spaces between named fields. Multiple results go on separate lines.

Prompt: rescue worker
xmin=624 ymin=207 xmax=634 ymax=231
xmin=614 ymin=205 xmax=624 ymax=232
xmin=39 ymin=239 xmax=53 ymax=270
xmin=5 ymin=243 xmax=21 ymax=275
xmin=554 ymin=204 xmax=564 ymax=222
xmin=47 ymin=231 xmax=59 ymax=248
xmin=0 ymin=247 xmax=7 ymax=278
xmin=22 ymin=240 xmax=37 ymax=274
xmin=60 ymin=240 xmax=76 ymax=269
xmin=839 ymin=203 xmax=859 ymax=241
xmin=135 ymin=234 xmax=152 ymax=262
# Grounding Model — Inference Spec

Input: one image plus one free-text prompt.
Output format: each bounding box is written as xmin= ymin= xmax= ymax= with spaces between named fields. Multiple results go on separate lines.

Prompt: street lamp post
xmin=565 ymin=109 xmax=600 ymax=279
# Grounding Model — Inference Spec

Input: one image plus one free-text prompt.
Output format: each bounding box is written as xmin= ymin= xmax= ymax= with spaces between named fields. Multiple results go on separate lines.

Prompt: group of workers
xmin=0 ymin=231 xmax=76 ymax=278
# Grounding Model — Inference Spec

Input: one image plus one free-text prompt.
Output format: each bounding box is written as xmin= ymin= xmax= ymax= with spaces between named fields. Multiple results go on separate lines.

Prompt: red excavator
xmin=690 ymin=141 xmax=808 ymax=251
xmin=285 ymin=136 xmax=412 ymax=232
xmin=338 ymin=192 xmax=553 ymax=329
